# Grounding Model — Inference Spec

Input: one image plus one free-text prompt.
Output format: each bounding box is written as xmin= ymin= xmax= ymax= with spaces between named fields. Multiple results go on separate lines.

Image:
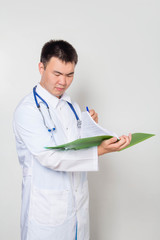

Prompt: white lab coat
xmin=13 ymin=83 xmax=98 ymax=240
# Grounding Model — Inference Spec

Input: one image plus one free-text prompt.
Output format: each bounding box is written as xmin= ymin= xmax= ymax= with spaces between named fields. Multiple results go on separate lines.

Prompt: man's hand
xmin=89 ymin=109 xmax=98 ymax=123
xmin=98 ymin=133 xmax=132 ymax=156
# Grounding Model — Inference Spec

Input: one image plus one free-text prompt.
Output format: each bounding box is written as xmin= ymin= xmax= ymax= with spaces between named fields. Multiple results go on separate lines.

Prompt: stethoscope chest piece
xmin=77 ymin=120 xmax=82 ymax=128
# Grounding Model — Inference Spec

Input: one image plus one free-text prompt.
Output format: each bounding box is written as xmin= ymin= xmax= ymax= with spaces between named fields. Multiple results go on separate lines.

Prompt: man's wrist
xmin=98 ymin=145 xmax=109 ymax=156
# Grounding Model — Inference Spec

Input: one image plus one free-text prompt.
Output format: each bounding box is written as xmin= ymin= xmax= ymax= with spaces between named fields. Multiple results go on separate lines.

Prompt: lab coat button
xmin=66 ymin=127 xmax=68 ymax=130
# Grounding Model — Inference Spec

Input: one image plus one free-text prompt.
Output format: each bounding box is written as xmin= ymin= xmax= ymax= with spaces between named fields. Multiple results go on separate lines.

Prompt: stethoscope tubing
xmin=33 ymin=86 xmax=49 ymax=108
xmin=33 ymin=85 xmax=81 ymax=132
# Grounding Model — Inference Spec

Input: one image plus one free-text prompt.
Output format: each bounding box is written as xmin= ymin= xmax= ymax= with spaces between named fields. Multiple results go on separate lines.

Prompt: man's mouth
xmin=56 ymin=87 xmax=65 ymax=91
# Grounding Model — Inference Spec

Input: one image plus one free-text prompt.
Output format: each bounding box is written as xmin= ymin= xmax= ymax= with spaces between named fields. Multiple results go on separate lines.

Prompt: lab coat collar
xmin=36 ymin=83 xmax=72 ymax=109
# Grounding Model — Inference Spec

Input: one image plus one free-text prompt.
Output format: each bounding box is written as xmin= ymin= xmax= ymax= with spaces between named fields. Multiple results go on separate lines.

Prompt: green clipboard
xmin=45 ymin=133 xmax=155 ymax=151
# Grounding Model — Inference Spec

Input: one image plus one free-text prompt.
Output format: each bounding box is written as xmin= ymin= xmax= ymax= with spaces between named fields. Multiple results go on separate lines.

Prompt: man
xmin=13 ymin=40 xmax=131 ymax=240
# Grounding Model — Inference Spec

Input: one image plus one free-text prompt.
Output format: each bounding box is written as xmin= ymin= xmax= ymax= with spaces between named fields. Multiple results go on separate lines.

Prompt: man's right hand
xmin=98 ymin=133 xmax=132 ymax=156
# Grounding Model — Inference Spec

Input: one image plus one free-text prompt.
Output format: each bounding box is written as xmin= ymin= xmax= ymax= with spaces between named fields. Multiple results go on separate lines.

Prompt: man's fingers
xmin=121 ymin=135 xmax=129 ymax=145
xmin=89 ymin=109 xmax=94 ymax=116
xmin=118 ymin=134 xmax=132 ymax=150
xmin=89 ymin=109 xmax=97 ymax=119
xmin=101 ymin=137 xmax=117 ymax=147
xmin=117 ymin=136 xmax=126 ymax=146
xmin=123 ymin=134 xmax=132 ymax=145
xmin=129 ymin=133 xmax=132 ymax=142
xmin=108 ymin=137 xmax=118 ymax=144
xmin=94 ymin=114 xmax=98 ymax=123
xmin=89 ymin=109 xmax=98 ymax=123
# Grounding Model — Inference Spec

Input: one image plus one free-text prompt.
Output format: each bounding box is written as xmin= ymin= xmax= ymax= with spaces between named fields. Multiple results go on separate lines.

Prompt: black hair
xmin=40 ymin=40 xmax=78 ymax=68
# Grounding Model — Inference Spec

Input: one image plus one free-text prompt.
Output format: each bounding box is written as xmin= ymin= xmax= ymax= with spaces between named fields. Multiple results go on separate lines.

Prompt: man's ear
xmin=38 ymin=62 xmax=45 ymax=75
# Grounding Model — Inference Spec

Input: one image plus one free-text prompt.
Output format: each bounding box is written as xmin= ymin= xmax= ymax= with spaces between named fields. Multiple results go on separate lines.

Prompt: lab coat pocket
xmin=30 ymin=186 xmax=68 ymax=226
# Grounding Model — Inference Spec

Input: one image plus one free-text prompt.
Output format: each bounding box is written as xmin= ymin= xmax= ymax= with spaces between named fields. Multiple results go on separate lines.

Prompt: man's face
xmin=39 ymin=57 xmax=75 ymax=98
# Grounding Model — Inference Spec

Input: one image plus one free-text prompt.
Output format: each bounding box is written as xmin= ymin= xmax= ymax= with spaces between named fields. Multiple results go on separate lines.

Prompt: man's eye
xmin=67 ymin=74 xmax=73 ymax=77
xmin=54 ymin=73 xmax=60 ymax=76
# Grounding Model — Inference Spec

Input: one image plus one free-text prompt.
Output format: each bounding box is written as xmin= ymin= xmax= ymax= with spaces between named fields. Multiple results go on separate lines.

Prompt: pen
xmin=86 ymin=106 xmax=89 ymax=112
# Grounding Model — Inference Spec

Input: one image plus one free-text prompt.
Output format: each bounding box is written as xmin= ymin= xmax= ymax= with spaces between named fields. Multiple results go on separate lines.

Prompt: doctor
xmin=13 ymin=40 xmax=131 ymax=240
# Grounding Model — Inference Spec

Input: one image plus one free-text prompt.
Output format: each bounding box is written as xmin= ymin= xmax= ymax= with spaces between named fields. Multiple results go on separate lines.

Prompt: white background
xmin=0 ymin=0 xmax=160 ymax=239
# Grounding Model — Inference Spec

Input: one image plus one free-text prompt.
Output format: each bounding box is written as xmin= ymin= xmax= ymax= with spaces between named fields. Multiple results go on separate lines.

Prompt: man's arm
xmin=13 ymin=102 xmax=98 ymax=172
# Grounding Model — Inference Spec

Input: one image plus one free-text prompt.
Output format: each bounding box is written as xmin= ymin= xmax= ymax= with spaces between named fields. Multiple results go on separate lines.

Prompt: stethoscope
xmin=33 ymin=86 xmax=82 ymax=132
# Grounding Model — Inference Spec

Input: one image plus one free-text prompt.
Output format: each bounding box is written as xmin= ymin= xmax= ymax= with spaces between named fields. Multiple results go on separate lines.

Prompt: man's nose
xmin=59 ymin=75 xmax=66 ymax=85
